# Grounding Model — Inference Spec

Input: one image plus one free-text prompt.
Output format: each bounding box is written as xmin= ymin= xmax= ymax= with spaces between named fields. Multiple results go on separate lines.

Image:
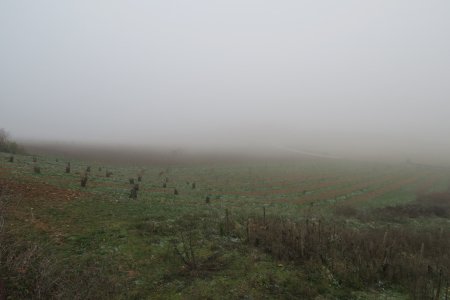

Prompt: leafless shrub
xmin=171 ymin=232 xmax=197 ymax=270
xmin=246 ymin=216 xmax=450 ymax=298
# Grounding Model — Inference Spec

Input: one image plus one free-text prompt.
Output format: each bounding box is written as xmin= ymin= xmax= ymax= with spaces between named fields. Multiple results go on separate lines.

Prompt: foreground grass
xmin=1 ymin=152 xmax=449 ymax=299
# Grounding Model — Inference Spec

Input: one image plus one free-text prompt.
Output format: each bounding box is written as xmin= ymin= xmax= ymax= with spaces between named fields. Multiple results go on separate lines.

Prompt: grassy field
xmin=1 ymin=152 xmax=449 ymax=299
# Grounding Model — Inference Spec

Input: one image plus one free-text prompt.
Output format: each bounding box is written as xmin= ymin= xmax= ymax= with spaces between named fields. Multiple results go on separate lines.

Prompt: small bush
xmin=129 ymin=184 xmax=139 ymax=199
xmin=33 ymin=166 xmax=41 ymax=174
xmin=80 ymin=175 xmax=88 ymax=187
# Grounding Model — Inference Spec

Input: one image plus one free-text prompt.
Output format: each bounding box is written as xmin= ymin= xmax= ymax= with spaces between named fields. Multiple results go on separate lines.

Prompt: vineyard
xmin=1 ymin=152 xmax=449 ymax=299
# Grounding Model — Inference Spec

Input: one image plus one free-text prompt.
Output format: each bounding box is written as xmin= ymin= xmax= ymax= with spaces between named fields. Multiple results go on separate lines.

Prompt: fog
xmin=1 ymin=1 xmax=450 ymax=163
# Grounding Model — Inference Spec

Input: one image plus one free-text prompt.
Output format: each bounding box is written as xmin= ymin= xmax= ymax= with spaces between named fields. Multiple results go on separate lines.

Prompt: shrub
xmin=80 ymin=174 xmax=88 ymax=187
xmin=0 ymin=129 xmax=24 ymax=154
xmin=246 ymin=216 xmax=450 ymax=298
xmin=129 ymin=184 xmax=139 ymax=199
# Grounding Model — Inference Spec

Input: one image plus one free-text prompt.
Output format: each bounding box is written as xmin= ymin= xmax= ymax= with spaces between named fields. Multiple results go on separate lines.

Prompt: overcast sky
xmin=1 ymin=1 xmax=450 ymax=154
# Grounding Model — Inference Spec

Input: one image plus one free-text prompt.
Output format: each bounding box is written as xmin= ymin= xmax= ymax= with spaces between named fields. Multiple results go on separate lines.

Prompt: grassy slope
xmin=1 ymin=152 xmax=449 ymax=299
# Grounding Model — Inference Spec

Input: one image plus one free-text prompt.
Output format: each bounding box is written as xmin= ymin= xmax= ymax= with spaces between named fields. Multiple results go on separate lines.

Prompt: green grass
xmin=1 ymin=152 xmax=450 ymax=299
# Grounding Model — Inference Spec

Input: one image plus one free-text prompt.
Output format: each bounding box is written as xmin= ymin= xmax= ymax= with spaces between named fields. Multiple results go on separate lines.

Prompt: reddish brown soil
xmin=0 ymin=178 xmax=81 ymax=202
xmin=0 ymin=167 xmax=84 ymax=242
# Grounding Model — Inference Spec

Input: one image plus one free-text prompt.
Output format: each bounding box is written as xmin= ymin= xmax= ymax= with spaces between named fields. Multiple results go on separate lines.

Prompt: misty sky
xmin=1 ymin=1 xmax=450 ymax=151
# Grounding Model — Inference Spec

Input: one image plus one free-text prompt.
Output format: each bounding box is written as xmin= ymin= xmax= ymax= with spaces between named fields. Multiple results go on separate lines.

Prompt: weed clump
xmin=33 ymin=166 xmax=41 ymax=174
xmin=80 ymin=174 xmax=88 ymax=187
xmin=130 ymin=184 xmax=139 ymax=199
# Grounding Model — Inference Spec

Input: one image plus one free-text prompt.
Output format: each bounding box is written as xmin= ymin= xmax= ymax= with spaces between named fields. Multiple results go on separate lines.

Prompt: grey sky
xmin=1 ymin=1 xmax=450 ymax=155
